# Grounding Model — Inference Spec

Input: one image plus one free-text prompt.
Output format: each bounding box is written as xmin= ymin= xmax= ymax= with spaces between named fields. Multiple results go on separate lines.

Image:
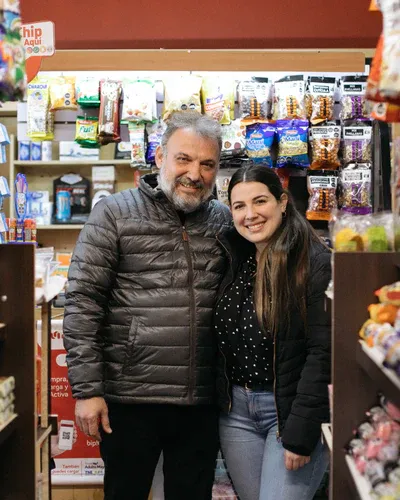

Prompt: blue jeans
xmin=219 ymin=385 xmax=329 ymax=500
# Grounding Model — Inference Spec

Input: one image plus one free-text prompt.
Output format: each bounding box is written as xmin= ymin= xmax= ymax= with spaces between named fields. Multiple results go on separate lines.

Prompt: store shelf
xmin=35 ymin=276 xmax=67 ymax=305
xmin=321 ymin=423 xmax=332 ymax=452
xmin=36 ymin=425 xmax=52 ymax=448
xmin=357 ymin=340 xmax=400 ymax=408
xmin=52 ymin=474 xmax=104 ymax=486
xmin=37 ymin=224 xmax=84 ymax=230
xmin=0 ymin=414 xmax=18 ymax=447
xmin=14 ymin=160 xmax=132 ymax=167
xmin=345 ymin=456 xmax=371 ymax=500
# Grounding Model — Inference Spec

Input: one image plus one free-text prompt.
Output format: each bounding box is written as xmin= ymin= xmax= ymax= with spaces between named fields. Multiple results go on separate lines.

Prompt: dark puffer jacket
xmin=216 ymin=229 xmax=331 ymax=456
xmin=63 ymin=174 xmax=232 ymax=405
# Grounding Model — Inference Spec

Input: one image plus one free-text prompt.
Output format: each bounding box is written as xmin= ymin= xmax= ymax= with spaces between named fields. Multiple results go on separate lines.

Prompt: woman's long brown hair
xmin=228 ymin=164 xmax=321 ymax=336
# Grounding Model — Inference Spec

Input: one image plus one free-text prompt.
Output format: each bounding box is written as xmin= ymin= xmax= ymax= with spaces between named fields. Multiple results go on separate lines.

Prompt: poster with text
xmin=37 ymin=319 xmax=104 ymax=482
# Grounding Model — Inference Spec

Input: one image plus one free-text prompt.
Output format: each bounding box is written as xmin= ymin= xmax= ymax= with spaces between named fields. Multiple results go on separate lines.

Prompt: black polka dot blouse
xmin=215 ymin=254 xmax=274 ymax=387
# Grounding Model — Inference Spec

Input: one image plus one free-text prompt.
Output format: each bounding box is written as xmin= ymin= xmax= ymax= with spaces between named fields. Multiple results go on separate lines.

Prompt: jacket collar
xmin=218 ymin=227 xmax=255 ymax=270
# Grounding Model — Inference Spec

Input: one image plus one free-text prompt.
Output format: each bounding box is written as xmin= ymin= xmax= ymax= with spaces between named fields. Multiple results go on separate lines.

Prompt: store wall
xmin=21 ymin=0 xmax=381 ymax=50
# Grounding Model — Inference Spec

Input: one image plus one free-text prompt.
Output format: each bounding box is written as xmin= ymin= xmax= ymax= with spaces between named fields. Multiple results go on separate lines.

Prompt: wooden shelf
xmin=14 ymin=160 xmax=132 ymax=167
xmin=0 ymin=414 xmax=18 ymax=447
xmin=345 ymin=456 xmax=371 ymax=500
xmin=356 ymin=340 xmax=400 ymax=408
xmin=37 ymin=224 xmax=84 ymax=230
xmin=321 ymin=423 xmax=332 ymax=453
xmin=36 ymin=425 xmax=52 ymax=448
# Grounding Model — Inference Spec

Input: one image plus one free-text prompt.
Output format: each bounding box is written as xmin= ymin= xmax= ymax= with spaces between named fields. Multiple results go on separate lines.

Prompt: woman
xmin=215 ymin=164 xmax=331 ymax=500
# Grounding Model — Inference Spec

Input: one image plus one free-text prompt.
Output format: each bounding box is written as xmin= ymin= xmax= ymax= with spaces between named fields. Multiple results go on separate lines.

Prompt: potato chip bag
xmin=122 ymin=79 xmax=157 ymax=122
xmin=163 ymin=76 xmax=202 ymax=121
xmin=50 ymin=76 xmax=77 ymax=111
xmin=201 ymin=77 xmax=234 ymax=124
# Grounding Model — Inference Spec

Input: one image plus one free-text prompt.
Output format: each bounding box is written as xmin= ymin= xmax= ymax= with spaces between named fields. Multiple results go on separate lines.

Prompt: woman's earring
xmin=282 ymin=210 xmax=287 ymax=218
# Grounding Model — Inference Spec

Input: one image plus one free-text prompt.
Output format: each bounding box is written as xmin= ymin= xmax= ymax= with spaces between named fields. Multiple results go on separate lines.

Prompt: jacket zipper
xmin=182 ymin=226 xmax=196 ymax=404
xmin=215 ymin=233 xmax=234 ymax=411
xmin=273 ymin=333 xmax=281 ymax=440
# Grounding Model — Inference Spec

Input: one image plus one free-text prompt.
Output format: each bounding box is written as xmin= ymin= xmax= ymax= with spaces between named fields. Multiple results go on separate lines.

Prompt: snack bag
xmin=340 ymin=76 xmax=369 ymax=120
xmin=76 ymin=76 xmax=100 ymax=107
xmin=216 ymin=170 xmax=237 ymax=206
xmin=340 ymin=163 xmax=372 ymax=215
xmin=306 ymin=171 xmax=338 ymax=221
xmin=163 ymin=75 xmax=202 ymax=121
xmin=273 ymin=76 xmax=306 ymax=120
xmin=310 ymin=124 xmax=341 ymax=170
xmin=238 ymin=78 xmax=271 ymax=121
xmin=276 ymin=120 xmax=309 ymax=168
xmin=379 ymin=0 xmax=400 ymax=101
xmin=75 ymin=116 xmax=99 ymax=149
xmin=245 ymin=122 xmax=275 ymax=167
xmin=122 ymin=79 xmax=157 ymax=123
xmin=221 ymin=120 xmax=246 ymax=158
xmin=129 ymin=122 xmax=146 ymax=167
xmin=306 ymin=77 xmax=336 ymax=124
xmin=342 ymin=121 xmax=373 ymax=164
xmin=50 ymin=76 xmax=77 ymax=111
xmin=201 ymin=77 xmax=235 ymax=124
xmin=98 ymin=80 xmax=122 ymax=145
xmin=146 ymin=121 xmax=165 ymax=164
xmin=27 ymin=76 xmax=54 ymax=141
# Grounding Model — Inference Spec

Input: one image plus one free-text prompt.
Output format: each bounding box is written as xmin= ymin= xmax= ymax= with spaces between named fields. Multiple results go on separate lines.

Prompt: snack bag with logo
xmin=339 ymin=163 xmax=372 ymax=215
xmin=238 ymin=78 xmax=271 ymax=121
xmin=245 ymin=122 xmax=275 ymax=167
xmin=340 ymin=76 xmax=369 ymax=120
xmin=129 ymin=122 xmax=146 ymax=167
xmin=201 ymin=77 xmax=234 ymax=124
xmin=305 ymin=77 xmax=336 ymax=124
xmin=98 ymin=80 xmax=122 ymax=145
xmin=122 ymin=79 xmax=157 ymax=123
xmin=310 ymin=124 xmax=341 ymax=170
xmin=163 ymin=76 xmax=202 ymax=121
xmin=342 ymin=121 xmax=373 ymax=165
xmin=273 ymin=76 xmax=306 ymax=120
xmin=306 ymin=171 xmax=338 ymax=221
xmin=276 ymin=120 xmax=309 ymax=168
xmin=75 ymin=116 xmax=99 ymax=149
xmin=27 ymin=76 xmax=54 ymax=141
xmin=50 ymin=76 xmax=77 ymax=111
xmin=221 ymin=120 xmax=246 ymax=159
xmin=76 ymin=77 xmax=100 ymax=108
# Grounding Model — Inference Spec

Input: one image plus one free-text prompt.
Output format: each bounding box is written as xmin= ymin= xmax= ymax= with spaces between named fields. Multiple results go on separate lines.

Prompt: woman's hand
xmin=284 ymin=450 xmax=311 ymax=471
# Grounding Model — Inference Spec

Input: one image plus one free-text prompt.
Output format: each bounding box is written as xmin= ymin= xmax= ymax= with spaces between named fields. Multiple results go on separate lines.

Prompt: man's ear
xmin=155 ymin=145 xmax=164 ymax=169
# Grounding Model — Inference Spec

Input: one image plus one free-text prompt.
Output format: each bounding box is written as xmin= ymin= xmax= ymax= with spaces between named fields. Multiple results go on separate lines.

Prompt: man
xmin=63 ymin=111 xmax=232 ymax=500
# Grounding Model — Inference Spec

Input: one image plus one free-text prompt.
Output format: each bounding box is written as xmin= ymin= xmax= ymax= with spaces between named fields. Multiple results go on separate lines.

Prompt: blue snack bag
xmin=245 ymin=122 xmax=276 ymax=167
xmin=276 ymin=119 xmax=309 ymax=168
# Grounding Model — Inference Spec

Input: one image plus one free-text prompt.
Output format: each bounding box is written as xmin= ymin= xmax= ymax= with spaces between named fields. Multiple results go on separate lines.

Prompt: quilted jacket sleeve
xmin=63 ymin=200 xmax=119 ymax=399
xmin=281 ymin=249 xmax=332 ymax=456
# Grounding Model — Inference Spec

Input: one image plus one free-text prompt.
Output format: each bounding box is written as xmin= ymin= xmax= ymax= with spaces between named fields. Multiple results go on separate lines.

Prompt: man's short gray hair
xmin=161 ymin=111 xmax=222 ymax=154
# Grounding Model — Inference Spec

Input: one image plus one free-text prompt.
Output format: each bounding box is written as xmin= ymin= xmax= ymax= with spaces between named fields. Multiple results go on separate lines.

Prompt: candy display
xmin=237 ymin=78 xmax=271 ymax=121
xmin=163 ymin=75 xmax=202 ymax=121
xmin=121 ymin=79 xmax=157 ymax=123
xmin=75 ymin=116 xmax=100 ymax=149
xmin=306 ymin=171 xmax=338 ymax=221
xmin=202 ymin=77 xmax=235 ymax=124
xmin=330 ymin=212 xmax=393 ymax=252
xmin=245 ymin=122 xmax=275 ymax=167
xmin=339 ymin=163 xmax=372 ymax=215
xmin=305 ymin=77 xmax=336 ymax=124
xmin=98 ymin=79 xmax=122 ymax=145
xmin=340 ymin=76 xmax=369 ymax=120
xmin=310 ymin=124 xmax=341 ymax=170
xmin=76 ymin=76 xmax=100 ymax=108
xmin=273 ymin=76 xmax=306 ymax=120
xmin=276 ymin=119 xmax=309 ymax=168
xmin=342 ymin=121 xmax=373 ymax=165
xmin=49 ymin=76 xmax=77 ymax=111
xmin=128 ymin=122 xmax=146 ymax=167
xmin=347 ymin=398 xmax=400 ymax=497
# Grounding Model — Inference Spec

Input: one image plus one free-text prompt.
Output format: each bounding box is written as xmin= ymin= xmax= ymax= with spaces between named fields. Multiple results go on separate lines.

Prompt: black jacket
xmin=63 ymin=174 xmax=232 ymax=405
xmin=216 ymin=229 xmax=331 ymax=456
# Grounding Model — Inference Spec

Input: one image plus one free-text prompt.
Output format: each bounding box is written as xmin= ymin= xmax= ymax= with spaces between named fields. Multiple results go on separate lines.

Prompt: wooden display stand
xmin=331 ymin=252 xmax=400 ymax=499
xmin=0 ymin=244 xmax=63 ymax=500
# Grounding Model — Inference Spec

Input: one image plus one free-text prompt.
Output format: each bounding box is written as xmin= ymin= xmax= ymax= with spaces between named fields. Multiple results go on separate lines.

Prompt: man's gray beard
xmin=157 ymin=170 xmax=214 ymax=213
